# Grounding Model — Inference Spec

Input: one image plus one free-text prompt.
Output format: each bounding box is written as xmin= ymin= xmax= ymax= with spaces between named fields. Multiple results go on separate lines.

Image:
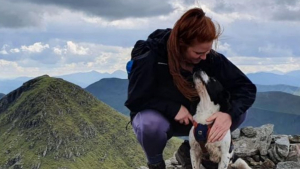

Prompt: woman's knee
xmin=132 ymin=109 xmax=170 ymax=137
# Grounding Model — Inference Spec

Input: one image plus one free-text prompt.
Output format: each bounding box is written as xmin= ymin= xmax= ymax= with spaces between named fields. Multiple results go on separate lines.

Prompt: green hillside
xmin=252 ymin=91 xmax=300 ymax=115
xmin=85 ymin=78 xmax=129 ymax=116
xmin=0 ymin=75 xmax=181 ymax=169
xmin=0 ymin=93 xmax=4 ymax=99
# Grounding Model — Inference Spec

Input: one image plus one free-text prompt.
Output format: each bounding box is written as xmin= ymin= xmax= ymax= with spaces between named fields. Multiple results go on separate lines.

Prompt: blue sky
xmin=0 ymin=0 xmax=300 ymax=79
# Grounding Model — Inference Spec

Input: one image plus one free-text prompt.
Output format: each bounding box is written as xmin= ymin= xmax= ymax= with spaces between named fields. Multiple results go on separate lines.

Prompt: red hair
xmin=167 ymin=8 xmax=221 ymax=100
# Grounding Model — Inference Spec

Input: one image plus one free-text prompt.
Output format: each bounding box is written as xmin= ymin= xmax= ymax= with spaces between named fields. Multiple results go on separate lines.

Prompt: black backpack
xmin=126 ymin=40 xmax=150 ymax=78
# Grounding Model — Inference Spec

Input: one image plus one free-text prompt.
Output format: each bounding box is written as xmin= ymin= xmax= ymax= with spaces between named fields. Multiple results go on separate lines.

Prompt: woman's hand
xmin=174 ymin=105 xmax=193 ymax=125
xmin=206 ymin=112 xmax=232 ymax=143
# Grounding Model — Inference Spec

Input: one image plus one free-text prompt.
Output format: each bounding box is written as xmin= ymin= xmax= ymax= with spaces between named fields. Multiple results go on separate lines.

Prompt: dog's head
xmin=193 ymin=69 xmax=231 ymax=112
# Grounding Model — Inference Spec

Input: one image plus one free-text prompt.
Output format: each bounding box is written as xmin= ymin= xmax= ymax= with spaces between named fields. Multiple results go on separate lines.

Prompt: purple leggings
xmin=132 ymin=109 xmax=247 ymax=164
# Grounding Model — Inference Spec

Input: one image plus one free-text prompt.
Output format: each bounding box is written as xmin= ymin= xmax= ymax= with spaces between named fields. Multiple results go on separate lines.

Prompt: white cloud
xmin=227 ymin=56 xmax=300 ymax=73
xmin=216 ymin=42 xmax=237 ymax=56
xmin=53 ymin=47 xmax=64 ymax=55
xmin=0 ymin=45 xmax=8 ymax=55
xmin=66 ymin=41 xmax=89 ymax=55
xmin=0 ymin=59 xmax=39 ymax=78
xmin=10 ymin=48 xmax=20 ymax=53
xmin=21 ymin=42 xmax=50 ymax=53
xmin=0 ymin=40 xmax=133 ymax=78
xmin=258 ymin=44 xmax=294 ymax=57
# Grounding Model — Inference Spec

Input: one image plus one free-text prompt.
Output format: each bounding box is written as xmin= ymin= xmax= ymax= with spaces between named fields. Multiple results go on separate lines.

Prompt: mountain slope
xmin=0 ymin=75 xmax=181 ymax=169
xmin=85 ymin=78 xmax=129 ymax=116
xmin=285 ymin=70 xmax=300 ymax=77
xmin=252 ymin=91 xmax=300 ymax=115
xmin=255 ymin=84 xmax=300 ymax=96
xmin=0 ymin=93 xmax=4 ymax=99
xmin=240 ymin=107 xmax=300 ymax=135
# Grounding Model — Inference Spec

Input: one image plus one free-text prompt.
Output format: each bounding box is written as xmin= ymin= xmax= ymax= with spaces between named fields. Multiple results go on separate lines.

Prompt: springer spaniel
xmin=189 ymin=70 xmax=251 ymax=169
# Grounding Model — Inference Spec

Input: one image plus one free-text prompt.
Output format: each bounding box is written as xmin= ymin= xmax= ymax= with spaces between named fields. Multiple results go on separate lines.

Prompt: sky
xmin=0 ymin=0 xmax=300 ymax=79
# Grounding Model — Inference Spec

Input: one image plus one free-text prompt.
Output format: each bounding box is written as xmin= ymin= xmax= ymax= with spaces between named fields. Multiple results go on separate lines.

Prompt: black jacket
xmin=125 ymin=29 xmax=256 ymax=121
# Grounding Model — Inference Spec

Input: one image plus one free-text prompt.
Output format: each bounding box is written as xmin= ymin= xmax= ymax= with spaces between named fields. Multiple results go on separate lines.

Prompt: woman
xmin=125 ymin=8 xmax=256 ymax=169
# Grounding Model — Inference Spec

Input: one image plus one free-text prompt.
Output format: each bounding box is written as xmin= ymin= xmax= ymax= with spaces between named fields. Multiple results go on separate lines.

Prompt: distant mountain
xmin=0 ymin=70 xmax=128 ymax=94
xmin=247 ymin=72 xmax=300 ymax=87
xmin=0 ymin=77 xmax=33 ymax=94
xmin=0 ymin=75 xmax=181 ymax=169
xmin=256 ymin=84 xmax=300 ymax=96
xmin=0 ymin=93 xmax=4 ymax=99
xmin=285 ymin=69 xmax=300 ymax=77
xmin=85 ymin=78 xmax=129 ymax=116
xmin=241 ymin=91 xmax=300 ymax=134
xmin=86 ymin=78 xmax=300 ymax=134
xmin=240 ymin=107 xmax=300 ymax=135
xmin=57 ymin=70 xmax=127 ymax=88
xmin=252 ymin=91 xmax=300 ymax=115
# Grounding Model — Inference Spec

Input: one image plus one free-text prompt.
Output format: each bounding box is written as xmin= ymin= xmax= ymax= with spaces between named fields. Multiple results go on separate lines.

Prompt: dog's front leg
xmin=189 ymin=128 xmax=201 ymax=169
xmin=218 ymin=131 xmax=232 ymax=169
xmin=218 ymin=152 xmax=231 ymax=169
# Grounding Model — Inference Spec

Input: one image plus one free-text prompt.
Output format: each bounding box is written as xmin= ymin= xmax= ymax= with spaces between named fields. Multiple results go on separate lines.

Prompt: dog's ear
xmin=218 ymin=91 xmax=231 ymax=113
xmin=205 ymin=77 xmax=224 ymax=105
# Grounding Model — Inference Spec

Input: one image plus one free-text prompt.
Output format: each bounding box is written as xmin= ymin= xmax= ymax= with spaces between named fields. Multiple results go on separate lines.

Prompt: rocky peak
xmin=0 ymin=75 xmax=50 ymax=113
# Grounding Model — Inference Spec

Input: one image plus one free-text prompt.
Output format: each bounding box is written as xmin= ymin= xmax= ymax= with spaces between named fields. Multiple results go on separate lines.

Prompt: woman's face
xmin=184 ymin=41 xmax=213 ymax=64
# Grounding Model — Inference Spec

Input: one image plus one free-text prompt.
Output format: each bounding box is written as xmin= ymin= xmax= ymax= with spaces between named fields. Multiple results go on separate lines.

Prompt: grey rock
xmin=247 ymin=157 xmax=262 ymax=166
xmin=252 ymin=155 xmax=260 ymax=162
xmin=231 ymin=129 xmax=240 ymax=139
xmin=241 ymin=127 xmax=257 ymax=138
xmin=275 ymin=136 xmax=290 ymax=158
xmin=287 ymin=144 xmax=300 ymax=162
xmin=272 ymin=135 xmax=288 ymax=143
xmin=268 ymin=135 xmax=290 ymax=163
xmin=276 ymin=161 xmax=300 ymax=169
xmin=261 ymin=159 xmax=275 ymax=169
xmin=260 ymin=155 xmax=268 ymax=162
xmin=289 ymin=135 xmax=300 ymax=143
xmin=268 ymin=144 xmax=286 ymax=163
xmin=234 ymin=124 xmax=273 ymax=157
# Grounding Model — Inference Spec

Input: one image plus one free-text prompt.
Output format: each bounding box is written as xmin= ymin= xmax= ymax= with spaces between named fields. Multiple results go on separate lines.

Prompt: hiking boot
xmin=175 ymin=140 xmax=192 ymax=169
xmin=147 ymin=161 xmax=165 ymax=169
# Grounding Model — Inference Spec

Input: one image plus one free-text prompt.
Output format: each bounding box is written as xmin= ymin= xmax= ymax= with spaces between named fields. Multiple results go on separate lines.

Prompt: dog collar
xmin=192 ymin=120 xmax=212 ymax=143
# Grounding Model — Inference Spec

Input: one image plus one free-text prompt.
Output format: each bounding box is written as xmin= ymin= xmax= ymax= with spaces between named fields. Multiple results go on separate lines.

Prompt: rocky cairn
xmin=139 ymin=124 xmax=300 ymax=169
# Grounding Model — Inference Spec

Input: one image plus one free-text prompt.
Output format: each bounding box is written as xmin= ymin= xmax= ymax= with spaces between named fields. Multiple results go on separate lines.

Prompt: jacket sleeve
xmin=213 ymin=53 xmax=257 ymax=119
xmin=125 ymin=50 xmax=181 ymax=119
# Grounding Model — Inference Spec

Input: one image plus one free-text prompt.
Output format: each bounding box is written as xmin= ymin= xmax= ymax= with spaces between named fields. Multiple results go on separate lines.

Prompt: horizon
xmin=0 ymin=69 xmax=299 ymax=81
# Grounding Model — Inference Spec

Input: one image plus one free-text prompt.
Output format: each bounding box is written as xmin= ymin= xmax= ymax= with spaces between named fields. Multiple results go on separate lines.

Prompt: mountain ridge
xmin=86 ymin=78 xmax=300 ymax=134
xmin=0 ymin=75 xmax=181 ymax=169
